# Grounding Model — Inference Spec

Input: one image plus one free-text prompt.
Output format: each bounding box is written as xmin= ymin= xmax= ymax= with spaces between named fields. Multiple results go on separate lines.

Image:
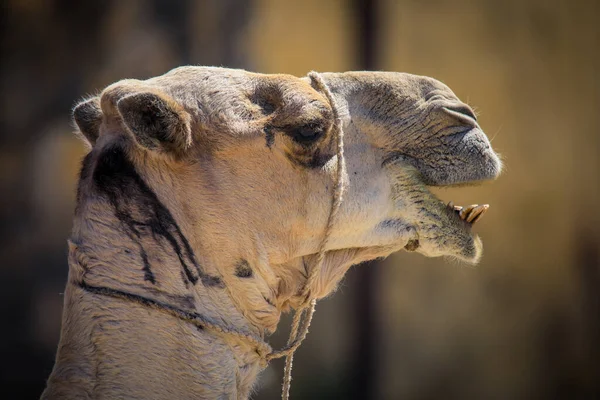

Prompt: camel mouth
xmin=383 ymin=162 xmax=490 ymax=264
xmin=383 ymin=145 xmax=499 ymax=264
xmin=410 ymin=195 xmax=488 ymax=262
xmin=406 ymin=182 xmax=489 ymax=264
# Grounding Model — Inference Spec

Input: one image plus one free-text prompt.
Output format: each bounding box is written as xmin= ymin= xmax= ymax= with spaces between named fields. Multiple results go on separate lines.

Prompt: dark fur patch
xmin=234 ymin=260 xmax=253 ymax=278
xmin=140 ymin=247 xmax=155 ymax=284
xmin=264 ymin=126 xmax=275 ymax=149
xmin=75 ymin=152 xmax=94 ymax=215
xmin=88 ymin=144 xmax=223 ymax=288
xmin=79 ymin=281 xmax=206 ymax=330
xmin=253 ymin=97 xmax=276 ymax=115
xmin=285 ymin=147 xmax=330 ymax=169
xmin=144 ymin=288 xmax=196 ymax=310
xmin=377 ymin=219 xmax=406 ymax=230
xmin=405 ymin=239 xmax=420 ymax=251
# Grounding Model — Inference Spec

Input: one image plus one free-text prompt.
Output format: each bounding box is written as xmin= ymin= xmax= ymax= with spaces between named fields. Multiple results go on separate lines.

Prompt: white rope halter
xmin=265 ymin=71 xmax=347 ymax=399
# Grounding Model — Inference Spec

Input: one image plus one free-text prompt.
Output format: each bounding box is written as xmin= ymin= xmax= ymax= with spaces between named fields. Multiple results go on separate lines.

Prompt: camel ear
xmin=73 ymin=97 xmax=102 ymax=147
xmin=116 ymin=91 xmax=192 ymax=157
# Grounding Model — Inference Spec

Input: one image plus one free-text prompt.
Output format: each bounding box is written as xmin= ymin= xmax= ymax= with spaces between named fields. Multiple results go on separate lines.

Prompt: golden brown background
xmin=1 ymin=1 xmax=598 ymax=399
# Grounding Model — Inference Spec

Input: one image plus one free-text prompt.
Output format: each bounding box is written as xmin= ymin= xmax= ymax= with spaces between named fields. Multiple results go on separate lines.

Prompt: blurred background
xmin=1 ymin=0 xmax=599 ymax=399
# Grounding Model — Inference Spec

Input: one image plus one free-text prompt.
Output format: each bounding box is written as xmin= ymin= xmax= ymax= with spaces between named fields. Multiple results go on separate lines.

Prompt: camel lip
xmin=439 ymin=196 xmax=485 ymax=264
xmin=382 ymin=127 xmax=503 ymax=187
xmin=427 ymin=178 xmax=495 ymax=189
xmin=382 ymin=155 xmax=489 ymax=264
xmin=413 ymin=189 xmax=486 ymax=264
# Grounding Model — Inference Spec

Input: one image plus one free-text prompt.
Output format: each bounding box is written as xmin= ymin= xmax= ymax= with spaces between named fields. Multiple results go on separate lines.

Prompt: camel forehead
xmin=155 ymin=65 xmax=298 ymax=83
xmin=147 ymin=66 xmax=327 ymax=106
xmin=148 ymin=66 xmax=297 ymax=92
xmin=101 ymin=66 xmax=331 ymax=134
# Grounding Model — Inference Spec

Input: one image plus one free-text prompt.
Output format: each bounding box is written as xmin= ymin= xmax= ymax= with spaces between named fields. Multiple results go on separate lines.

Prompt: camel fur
xmin=42 ymin=67 xmax=501 ymax=399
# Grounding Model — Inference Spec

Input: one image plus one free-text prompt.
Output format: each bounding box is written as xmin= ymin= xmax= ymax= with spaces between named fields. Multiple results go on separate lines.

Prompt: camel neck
xmin=71 ymin=143 xmax=261 ymax=337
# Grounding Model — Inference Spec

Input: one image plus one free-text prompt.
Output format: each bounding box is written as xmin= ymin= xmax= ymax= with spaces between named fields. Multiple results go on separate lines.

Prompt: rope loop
xmin=272 ymin=71 xmax=346 ymax=400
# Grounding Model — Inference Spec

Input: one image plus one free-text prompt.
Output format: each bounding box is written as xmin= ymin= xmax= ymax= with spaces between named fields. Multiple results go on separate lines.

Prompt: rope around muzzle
xmin=262 ymin=71 xmax=347 ymax=399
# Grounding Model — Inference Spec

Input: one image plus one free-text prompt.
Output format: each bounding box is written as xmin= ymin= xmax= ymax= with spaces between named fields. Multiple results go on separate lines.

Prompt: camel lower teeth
xmin=448 ymin=202 xmax=489 ymax=224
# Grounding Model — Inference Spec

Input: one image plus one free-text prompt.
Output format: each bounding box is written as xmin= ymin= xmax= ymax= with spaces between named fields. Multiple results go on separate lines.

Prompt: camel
xmin=42 ymin=66 xmax=501 ymax=399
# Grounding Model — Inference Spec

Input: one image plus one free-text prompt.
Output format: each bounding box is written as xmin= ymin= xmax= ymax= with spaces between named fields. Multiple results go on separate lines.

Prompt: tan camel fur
xmin=42 ymin=67 xmax=501 ymax=399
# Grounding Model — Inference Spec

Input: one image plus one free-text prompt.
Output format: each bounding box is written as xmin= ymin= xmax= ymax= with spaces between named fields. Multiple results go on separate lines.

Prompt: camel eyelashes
xmin=289 ymin=123 xmax=325 ymax=145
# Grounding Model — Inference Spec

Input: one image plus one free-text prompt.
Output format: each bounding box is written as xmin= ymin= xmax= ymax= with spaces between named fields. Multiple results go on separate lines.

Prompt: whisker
xmin=489 ymin=124 xmax=502 ymax=143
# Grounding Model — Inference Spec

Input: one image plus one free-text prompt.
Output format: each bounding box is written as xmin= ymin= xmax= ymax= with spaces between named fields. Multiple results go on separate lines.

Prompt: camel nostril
xmin=451 ymin=105 xmax=477 ymax=121
xmin=448 ymin=105 xmax=477 ymax=121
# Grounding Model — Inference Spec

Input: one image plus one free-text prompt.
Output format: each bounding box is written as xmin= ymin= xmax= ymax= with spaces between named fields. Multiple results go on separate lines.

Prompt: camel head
xmin=73 ymin=67 xmax=501 ymax=332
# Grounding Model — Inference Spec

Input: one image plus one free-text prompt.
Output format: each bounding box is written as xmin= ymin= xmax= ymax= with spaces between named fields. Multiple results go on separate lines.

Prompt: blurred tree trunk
xmin=350 ymin=0 xmax=382 ymax=399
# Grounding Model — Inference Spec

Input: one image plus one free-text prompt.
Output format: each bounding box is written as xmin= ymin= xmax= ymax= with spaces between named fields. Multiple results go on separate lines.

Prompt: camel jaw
xmin=404 ymin=196 xmax=488 ymax=264
xmin=383 ymin=158 xmax=496 ymax=264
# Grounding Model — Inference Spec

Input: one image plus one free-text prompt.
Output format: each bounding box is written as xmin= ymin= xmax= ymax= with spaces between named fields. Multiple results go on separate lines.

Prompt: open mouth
xmin=414 ymin=188 xmax=491 ymax=264
xmin=384 ymin=160 xmax=496 ymax=264
xmin=382 ymin=138 xmax=502 ymax=264
xmin=404 ymin=201 xmax=489 ymax=253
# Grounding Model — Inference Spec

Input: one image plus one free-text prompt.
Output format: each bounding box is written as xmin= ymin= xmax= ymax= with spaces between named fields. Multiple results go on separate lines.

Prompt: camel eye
xmin=290 ymin=123 xmax=324 ymax=145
